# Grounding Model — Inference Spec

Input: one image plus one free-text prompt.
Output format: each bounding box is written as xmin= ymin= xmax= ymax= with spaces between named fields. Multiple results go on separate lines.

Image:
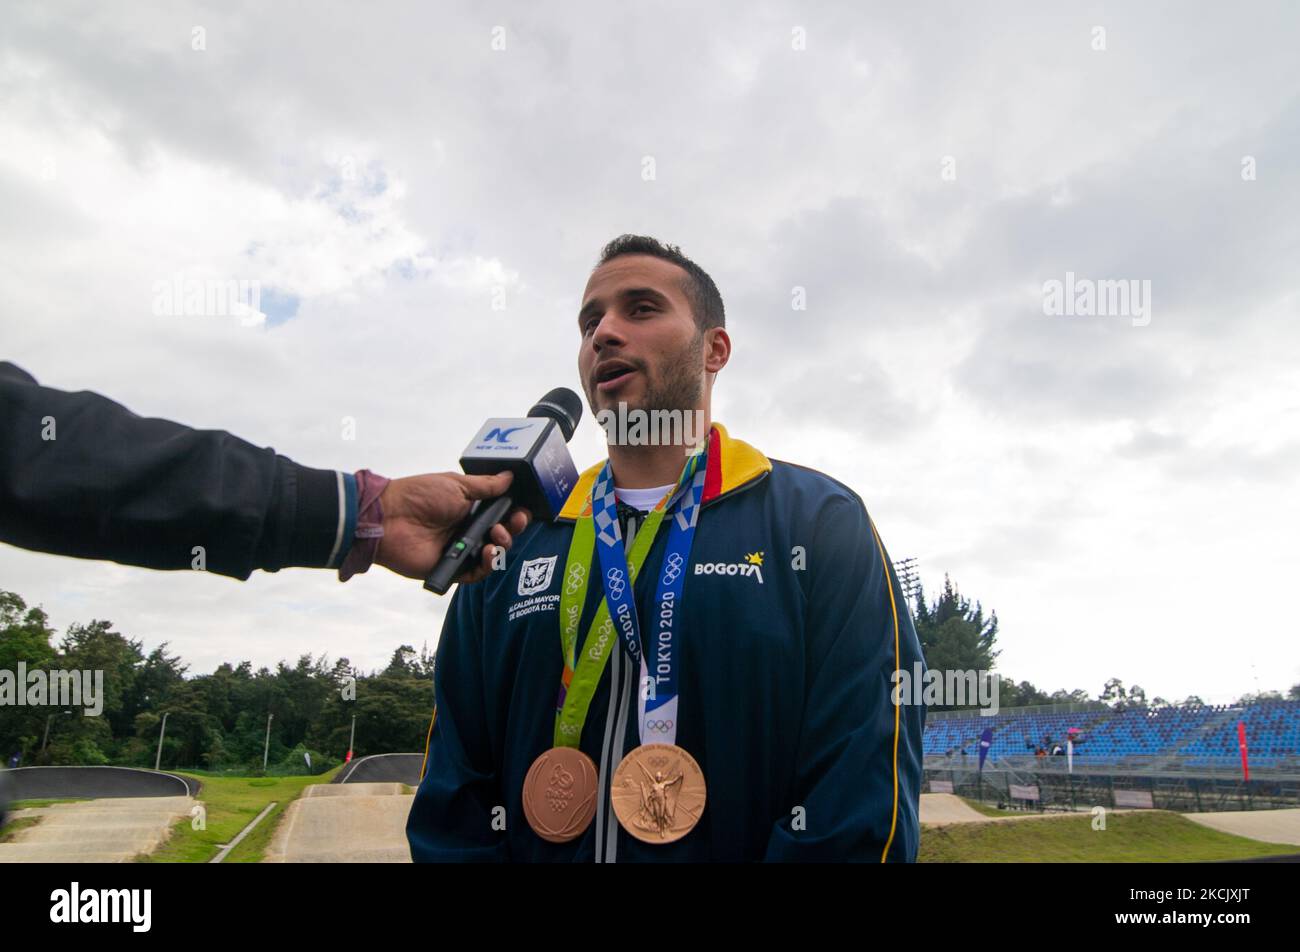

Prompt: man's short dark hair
xmin=594 ymin=235 xmax=725 ymax=332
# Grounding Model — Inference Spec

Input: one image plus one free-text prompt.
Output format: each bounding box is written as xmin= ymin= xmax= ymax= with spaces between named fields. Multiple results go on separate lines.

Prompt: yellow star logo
xmin=745 ymin=551 xmax=764 ymax=566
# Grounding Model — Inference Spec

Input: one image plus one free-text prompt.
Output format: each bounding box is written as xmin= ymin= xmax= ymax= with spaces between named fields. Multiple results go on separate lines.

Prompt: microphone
xmin=423 ymin=388 xmax=583 ymax=595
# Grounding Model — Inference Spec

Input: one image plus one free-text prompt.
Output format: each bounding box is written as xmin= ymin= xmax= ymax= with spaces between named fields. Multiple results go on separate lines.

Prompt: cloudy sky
xmin=2 ymin=1 xmax=1296 ymax=705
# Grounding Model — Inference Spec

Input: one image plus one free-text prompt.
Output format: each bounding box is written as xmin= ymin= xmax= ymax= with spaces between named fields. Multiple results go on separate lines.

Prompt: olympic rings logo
xmin=661 ymin=552 xmax=685 ymax=585
xmin=606 ymin=568 xmax=626 ymax=600
xmin=558 ymin=723 xmax=579 ymax=736
xmin=644 ymin=719 xmax=674 ymax=733
xmin=565 ymin=562 xmax=586 ymax=595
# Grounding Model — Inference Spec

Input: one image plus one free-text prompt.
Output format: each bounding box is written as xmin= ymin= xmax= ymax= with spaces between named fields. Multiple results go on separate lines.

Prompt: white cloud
xmin=2 ymin=1 xmax=1298 ymax=703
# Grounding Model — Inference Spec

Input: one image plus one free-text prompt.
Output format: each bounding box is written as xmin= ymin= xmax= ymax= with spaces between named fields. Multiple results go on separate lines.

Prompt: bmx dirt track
xmin=5 ymin=765 xmax=199 ymax=800
xmin=333 ymin=753 xmax=422 ymax=786
xmin=1 ymin=766 xmax=198 ymax=863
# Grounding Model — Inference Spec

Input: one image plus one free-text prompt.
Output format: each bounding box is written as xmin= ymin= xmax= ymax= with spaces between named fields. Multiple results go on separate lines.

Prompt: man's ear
xmin=704 ymin=328 xmax=731 ymax=374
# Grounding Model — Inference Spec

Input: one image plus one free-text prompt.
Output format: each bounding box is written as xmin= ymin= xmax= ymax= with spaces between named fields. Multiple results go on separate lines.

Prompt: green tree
xmin=383 ymin=645 xmax=419 ymax=679
xmin=913 ymin=575 xmax=999 ymax=675
xmin=0 ymin=591 xmax=58 ymax=761
xmin=1100 ymin=677 xmax=1125 ymax=709
xmin=1233 ymin=689 xmax=1284 ymax=705
xmin=58 ymin=619 xmax=146 ymax=748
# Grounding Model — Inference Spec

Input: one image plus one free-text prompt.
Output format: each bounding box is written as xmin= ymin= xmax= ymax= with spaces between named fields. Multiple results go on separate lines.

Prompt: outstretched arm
xmin=0 ymin=361 xmax=526 ymax=581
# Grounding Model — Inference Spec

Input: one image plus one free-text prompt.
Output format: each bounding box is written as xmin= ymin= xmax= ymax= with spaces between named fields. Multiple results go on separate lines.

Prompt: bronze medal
xmin=522 ymin=746 xmax=599 ymax=843
xmin=611 ymin=743 xmax=707 ymax=844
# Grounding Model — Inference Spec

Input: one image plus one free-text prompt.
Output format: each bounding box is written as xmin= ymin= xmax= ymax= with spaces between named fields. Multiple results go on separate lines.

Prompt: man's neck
xmin=606 ymin=412 xmax=712 ymax=488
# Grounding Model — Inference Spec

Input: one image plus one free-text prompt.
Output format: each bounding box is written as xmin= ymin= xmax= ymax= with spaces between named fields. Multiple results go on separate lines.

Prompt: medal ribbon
xmin=553 ymin=439 xmax=708 ymax=748
xmin=591 ymin=447 xmax=707 ymax=746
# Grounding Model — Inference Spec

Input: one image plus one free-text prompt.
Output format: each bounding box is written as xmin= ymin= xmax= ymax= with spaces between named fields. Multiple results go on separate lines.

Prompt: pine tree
xmin=912 ymin=574 xmax=999 ymax=673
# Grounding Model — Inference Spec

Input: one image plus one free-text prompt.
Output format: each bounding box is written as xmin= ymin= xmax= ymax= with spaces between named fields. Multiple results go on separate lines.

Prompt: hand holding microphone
xmin=374 ymin=472 xmax=532 ymax=582
xmin=423 ymin=388 xmax=583 ymax=594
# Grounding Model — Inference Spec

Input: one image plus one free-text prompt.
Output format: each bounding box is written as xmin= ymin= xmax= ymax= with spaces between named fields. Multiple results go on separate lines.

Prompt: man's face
xmin=577 ymin=254 xmax=705 ymax=418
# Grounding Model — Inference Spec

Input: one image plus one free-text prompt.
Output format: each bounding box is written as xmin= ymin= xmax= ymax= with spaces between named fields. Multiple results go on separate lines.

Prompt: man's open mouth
xmin=595 ymin=361 xmax=638 ymax=391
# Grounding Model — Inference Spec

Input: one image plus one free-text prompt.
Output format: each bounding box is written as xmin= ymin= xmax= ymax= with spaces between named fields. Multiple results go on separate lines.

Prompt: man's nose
xmin=591 ymin=313 xmax=626 ymax=351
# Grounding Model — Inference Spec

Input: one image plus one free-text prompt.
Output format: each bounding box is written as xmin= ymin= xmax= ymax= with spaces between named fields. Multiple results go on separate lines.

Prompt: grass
xmin=956 ymin=797 xmax=1082 ymax=818
xmin=959 ymin=797 xmax=1017 ymax=818
xmin=920 ymin=809 xmax=1299 ymax=862
xmin=0 ymin=815 xmax=43 ymax=842
xmin=10 ymin=797 xmax=90 ymax=809
xmin=138 ymin=766 xmax=342 ymax=863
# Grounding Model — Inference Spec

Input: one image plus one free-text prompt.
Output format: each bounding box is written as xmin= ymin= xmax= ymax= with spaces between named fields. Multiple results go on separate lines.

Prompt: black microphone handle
xmin=423 ymin=494 xmax=515 ymax=595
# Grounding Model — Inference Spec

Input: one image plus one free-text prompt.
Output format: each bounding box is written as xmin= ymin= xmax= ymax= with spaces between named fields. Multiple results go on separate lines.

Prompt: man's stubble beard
xmin=643 ymin=329 xmax=705 ymax=416
xmin=587 ymin=329 xmax=705 ymax=419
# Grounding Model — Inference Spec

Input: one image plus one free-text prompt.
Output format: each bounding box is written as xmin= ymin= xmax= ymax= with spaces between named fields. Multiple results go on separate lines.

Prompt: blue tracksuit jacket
xmin=407 ymin=423 xmax=925 ymax=861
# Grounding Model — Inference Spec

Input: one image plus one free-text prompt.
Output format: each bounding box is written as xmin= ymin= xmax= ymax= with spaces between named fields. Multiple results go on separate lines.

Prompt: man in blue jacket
xmin=407 ymin=234 xmax=926 ymax=861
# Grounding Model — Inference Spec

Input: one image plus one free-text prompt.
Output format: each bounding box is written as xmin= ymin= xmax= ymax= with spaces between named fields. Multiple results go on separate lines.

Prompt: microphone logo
xmin=485 ymin=424 xmax=532 ymax=443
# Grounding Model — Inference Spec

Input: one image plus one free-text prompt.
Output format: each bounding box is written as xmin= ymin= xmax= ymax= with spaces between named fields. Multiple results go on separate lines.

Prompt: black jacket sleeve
xmin=0 ymin=361 xmax=346 ymax=580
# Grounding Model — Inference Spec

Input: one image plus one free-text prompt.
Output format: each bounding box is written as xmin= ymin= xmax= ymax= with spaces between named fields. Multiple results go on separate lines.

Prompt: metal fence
xmin=926 ymin=700 xmax=1110 ymax=721
xmin=924 ymin=758 xmax=1300 ymax=813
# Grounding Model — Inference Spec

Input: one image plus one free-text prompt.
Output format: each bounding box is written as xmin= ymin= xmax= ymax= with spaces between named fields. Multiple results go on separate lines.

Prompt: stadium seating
xmin=923 ymin=699 xmax=1300 ymax=769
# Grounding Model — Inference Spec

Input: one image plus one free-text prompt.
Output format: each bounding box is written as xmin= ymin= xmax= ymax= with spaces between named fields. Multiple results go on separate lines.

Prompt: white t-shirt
xmin=614 ymin=483 xmax=674 ymax=511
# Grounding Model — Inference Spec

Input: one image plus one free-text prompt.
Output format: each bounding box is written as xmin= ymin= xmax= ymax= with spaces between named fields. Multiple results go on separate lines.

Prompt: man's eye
xmin=633 ymin=303 xmax=655 ymax=314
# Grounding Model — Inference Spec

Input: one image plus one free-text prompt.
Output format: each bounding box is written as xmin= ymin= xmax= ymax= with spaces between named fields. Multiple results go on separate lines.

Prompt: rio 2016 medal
xmin=522 ymin=746 xmax=599 ymax=843
xmin=611 ymin=742 xmax=706 ymax=844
